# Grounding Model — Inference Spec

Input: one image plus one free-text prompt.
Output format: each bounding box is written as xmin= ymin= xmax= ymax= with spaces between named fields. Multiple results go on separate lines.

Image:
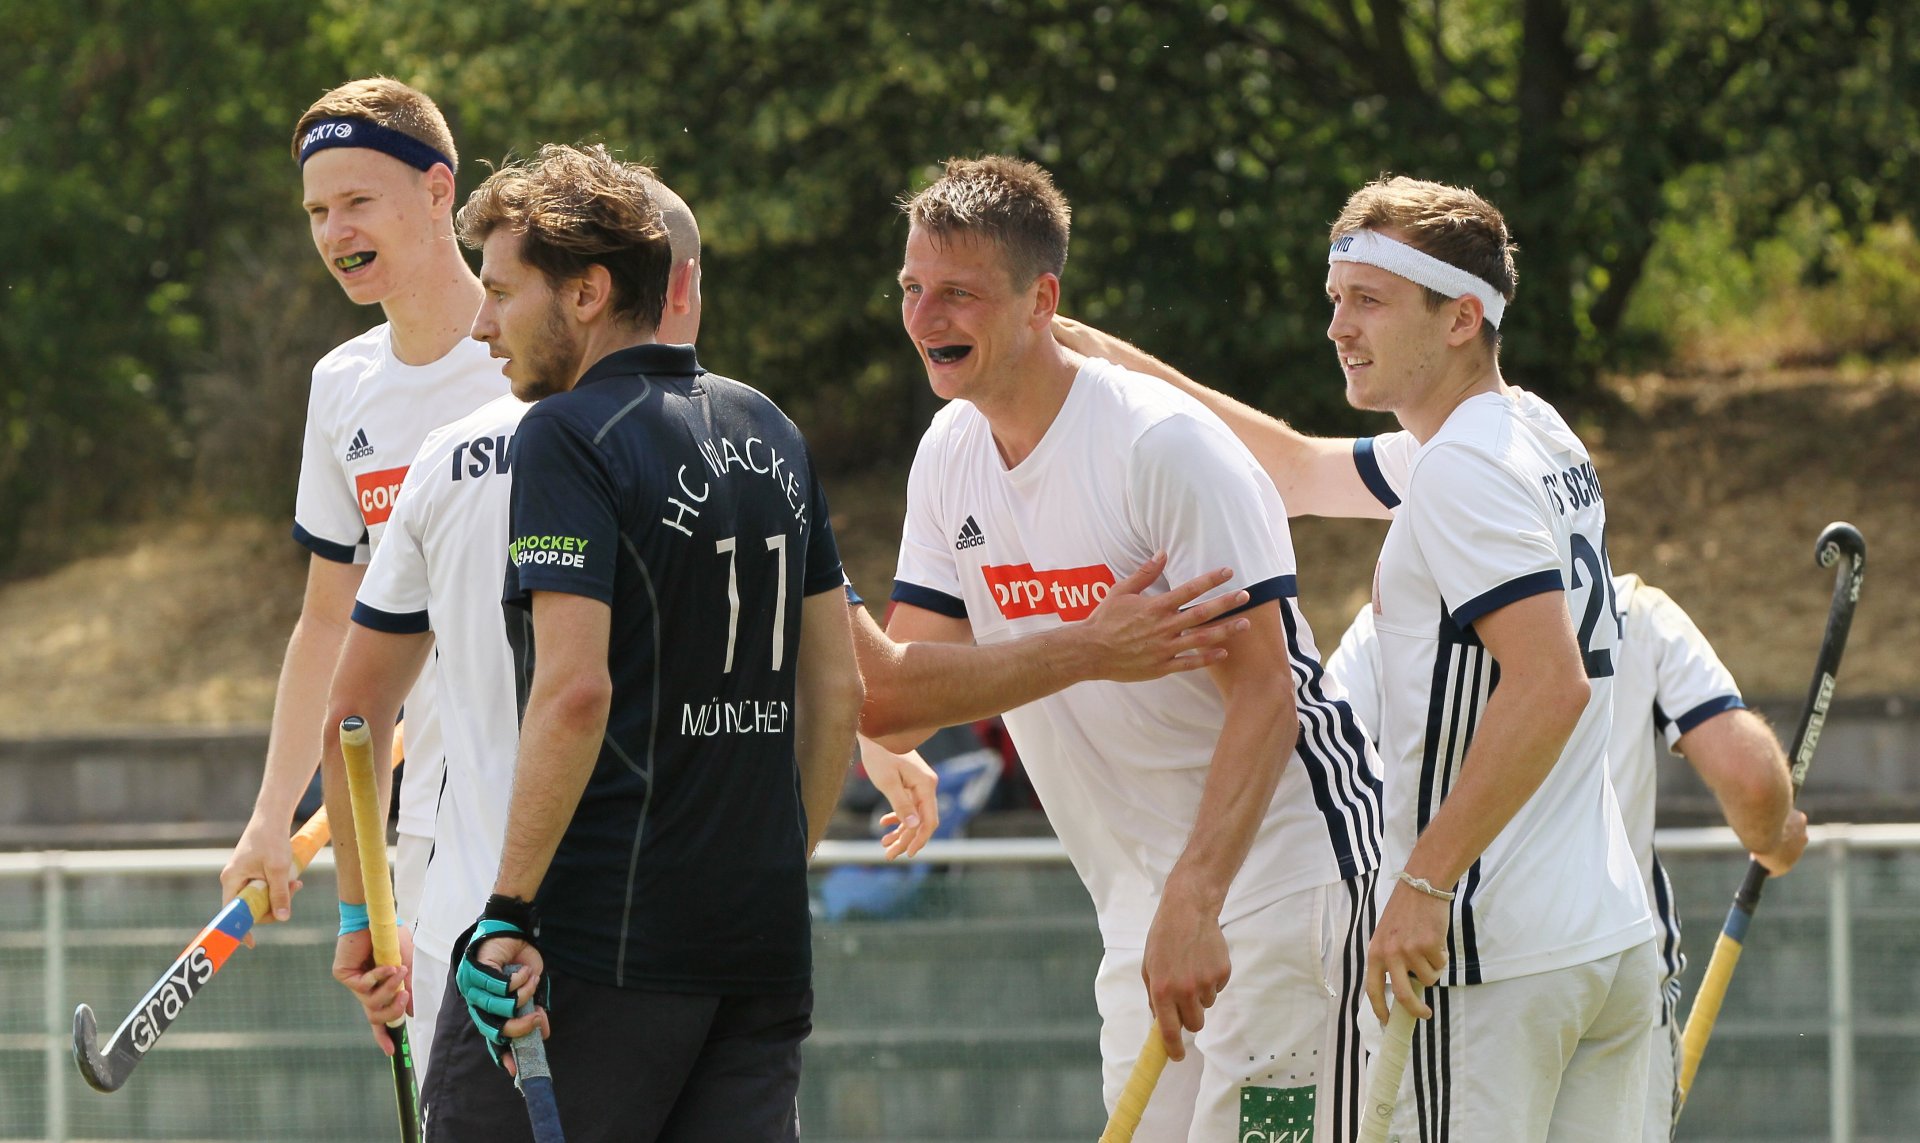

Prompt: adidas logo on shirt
xmin=344 ymin=427 xmax=375 ymax=462
xmin=954 ymin=515 xmax=986 ymax=550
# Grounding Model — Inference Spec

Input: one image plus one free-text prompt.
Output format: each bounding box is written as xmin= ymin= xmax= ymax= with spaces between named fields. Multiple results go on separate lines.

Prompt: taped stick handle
xmin=506 ymin=968 xmax=567 ymax=1143
xmin=1359 ymin=1004 xmax=1417 ymax=1143
xmin=1678 ymin=924 xmax=1747 ymax=1097
xmin=340 ymin=716 xmax=404 ymax=975
xmin=1098 ymin=1029 xmax=1169 ymax=1142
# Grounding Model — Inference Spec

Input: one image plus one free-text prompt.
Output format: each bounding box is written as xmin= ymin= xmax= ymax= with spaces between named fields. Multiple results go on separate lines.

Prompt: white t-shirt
xmin=294 ymin=325 xmax=509 ymax=838
xmin=1330 ymin=576 xmax=1741 ymax=987
xmin=892 ymin=358 xmax=1381 ymax=948
xmin=1356 ymin=388 xmax=1650 ymax=985
xmin=352 ymin=393 xmax=530 ymax=963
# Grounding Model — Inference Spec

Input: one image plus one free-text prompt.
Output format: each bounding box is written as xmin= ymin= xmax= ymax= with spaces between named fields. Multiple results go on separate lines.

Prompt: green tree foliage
xmin=340 ymin=0 xmax=1920 ymax=439
xmin=0 ymin=1 xmax=349 ymax=562
xmin=1 ymin=1 xmax=1914 ymax=571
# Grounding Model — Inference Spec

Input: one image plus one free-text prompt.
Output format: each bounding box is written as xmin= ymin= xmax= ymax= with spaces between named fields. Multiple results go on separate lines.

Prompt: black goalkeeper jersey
xmin=503 ymin=343 xmax=843 ymax=993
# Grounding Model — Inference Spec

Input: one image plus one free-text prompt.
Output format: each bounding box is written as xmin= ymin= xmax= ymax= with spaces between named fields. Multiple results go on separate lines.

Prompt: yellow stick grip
xmin=340 ymin=716 xmax=403 ymax=973
xmin=1099 ymin=1029 xmax=1169 ymax=1142
xmin=1678 ymin=931 xmax=1745 ymax=1102
xmin=1359 ymin=1003 xmax=1417 ymax=1143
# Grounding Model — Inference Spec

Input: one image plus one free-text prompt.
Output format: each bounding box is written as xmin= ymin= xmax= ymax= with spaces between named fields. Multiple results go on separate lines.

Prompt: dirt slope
xmin=0 ymin=364 xmax=1912 ymax=734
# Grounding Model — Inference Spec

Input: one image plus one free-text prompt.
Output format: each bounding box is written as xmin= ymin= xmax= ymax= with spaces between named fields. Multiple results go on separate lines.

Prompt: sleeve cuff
xmin=351 ymin=601 xmax=430 ymax=635
xmin=1674 ymin=694 xmax=1746 ymax=737
xmin=890 ymin=580 xmax=968 ymax=619
xmin=1451 ymin=569 xmax=1564 ymax=629
xmin=1213 ymin=573 xmax=1296 ymax=620
xmin=292 ymin=522 xmax=359 ymax=565
xmin=1353 ymin=438 xmax=1401 ymax=510
xmin=843 ymin=581 xmax=865 ymax=607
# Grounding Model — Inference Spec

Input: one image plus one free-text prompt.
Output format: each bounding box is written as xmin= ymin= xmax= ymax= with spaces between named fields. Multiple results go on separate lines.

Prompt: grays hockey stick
xmin=1677 ymin=521 xmax=1865 ymax=1109
xmin=74 ymin=809 xmax=333 ymax=1092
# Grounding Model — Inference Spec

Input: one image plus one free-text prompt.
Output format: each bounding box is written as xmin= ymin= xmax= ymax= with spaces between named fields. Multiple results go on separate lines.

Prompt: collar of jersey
xmin=575 ymin=342 xmax=702 ymax=389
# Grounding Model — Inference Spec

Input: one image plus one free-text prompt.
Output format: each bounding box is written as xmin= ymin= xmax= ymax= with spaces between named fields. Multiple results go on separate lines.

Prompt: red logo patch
xmin=981 ymin=562 xmax=1116 ymax=622
xmin=354 ymin=465 xmax=409 ymax=526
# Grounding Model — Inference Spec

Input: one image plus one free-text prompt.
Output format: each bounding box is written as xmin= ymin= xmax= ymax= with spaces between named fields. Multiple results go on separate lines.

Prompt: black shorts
xmin=421 ymin=959 xmax=810 ymax=1143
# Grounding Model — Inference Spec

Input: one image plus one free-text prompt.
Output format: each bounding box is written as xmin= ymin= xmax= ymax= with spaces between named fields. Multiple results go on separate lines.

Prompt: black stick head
xmin=1815 ymin=521 xmax=1866 ymax=569
xmin=73 ymin=1003 xmax=125 ymax=1093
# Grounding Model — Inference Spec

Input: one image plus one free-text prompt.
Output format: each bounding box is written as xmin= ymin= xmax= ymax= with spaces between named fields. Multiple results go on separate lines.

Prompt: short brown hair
xmin=1332 ymin=175 xmax=1516 ymax=349
xmin=291 ymin=77 xmax=458 ymax=171
xmin=455 ymin=143 xmax=672 ymax=331
xmin=902 ymin=155 xmax=1071 ymax=287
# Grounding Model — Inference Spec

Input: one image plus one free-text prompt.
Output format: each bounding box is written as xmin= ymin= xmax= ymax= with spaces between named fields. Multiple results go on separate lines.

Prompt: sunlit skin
xmin=471 ymin=230 xmax=585 ymax=402
xmin=301 ymin=148 xmax=450 ymax=308
xmin=898 ymin=225 xmax=1081 ymax=465
xmin=1325 ymin=232 xmax=1502 ymax=441
xmin=473 ymin=228 xmax=658 ymax=403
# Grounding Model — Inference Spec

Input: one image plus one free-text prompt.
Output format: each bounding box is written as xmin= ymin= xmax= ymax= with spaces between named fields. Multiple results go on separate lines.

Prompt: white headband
xmin=1328 ymin=229 xmax=1507 ymax=329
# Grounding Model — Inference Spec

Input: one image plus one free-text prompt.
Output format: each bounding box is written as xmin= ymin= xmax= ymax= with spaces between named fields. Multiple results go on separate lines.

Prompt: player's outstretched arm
xmin=1144 ymin=600 xmax=1297 ymax=1060
xmin=1052 ymin=316 xmax=1386 ymax=519
xmin=794 ymin=589 xmax=865 ymax=856
xmin=220 ymin=554 xmax=367 ymax=924
xmin=1679 ymin=709 xmax=1808 ymax=875
xmin=1365 ymin=590 xmax=1591 ymax=1023
xmin=858 ymin=555 xmax=1250 ymax=750
xmin=319 ymin=624 xmax=432 ymax=1053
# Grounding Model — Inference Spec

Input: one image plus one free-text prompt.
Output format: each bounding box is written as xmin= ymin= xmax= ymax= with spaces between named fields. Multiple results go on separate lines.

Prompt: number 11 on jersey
xmin=716 ymin=534 xmax=788 ymax=671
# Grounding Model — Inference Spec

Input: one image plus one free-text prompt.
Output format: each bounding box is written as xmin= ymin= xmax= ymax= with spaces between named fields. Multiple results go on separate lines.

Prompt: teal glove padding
xmin=452 ymin=917 xmax=540 ymax=1066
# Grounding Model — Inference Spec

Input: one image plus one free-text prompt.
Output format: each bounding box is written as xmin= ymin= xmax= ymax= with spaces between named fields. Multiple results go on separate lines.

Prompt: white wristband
xmin=1394 ymin=870 xmax=1457 ymax=901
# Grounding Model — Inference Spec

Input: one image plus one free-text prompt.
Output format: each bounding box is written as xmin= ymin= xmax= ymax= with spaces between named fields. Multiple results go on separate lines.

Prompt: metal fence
xmin=0 ymin=827 xmax=1914 ymax=1142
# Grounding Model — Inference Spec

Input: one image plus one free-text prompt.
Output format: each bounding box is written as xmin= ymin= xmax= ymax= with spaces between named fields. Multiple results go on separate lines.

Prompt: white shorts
xmin=411 ymin=948 xmax=450 ymax=1083
xmin=1641 ymin=976 xmax=1682 ymax=1142
xmin=1097 ymin=873 xmax=1375 ymax=1142
xmin=395 ymin=831 xmax=431 ymax=932
xmin=1382 ymin=939 xmax=1660 ymax=1143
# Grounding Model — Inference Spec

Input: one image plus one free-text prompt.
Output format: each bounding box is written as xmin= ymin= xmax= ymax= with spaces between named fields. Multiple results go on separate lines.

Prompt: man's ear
xmin=570 ymin=264 xmax=615 ymax=324
xmin=667 ymin=257 xmax=696 ymax=314
xmin=424 ymin=163 xmax=459 ymax=217
xmin=1444 ymin=295 xmax=1486 ymax=348
xmin=1029 ymin=272 xmax=1061 ymax=329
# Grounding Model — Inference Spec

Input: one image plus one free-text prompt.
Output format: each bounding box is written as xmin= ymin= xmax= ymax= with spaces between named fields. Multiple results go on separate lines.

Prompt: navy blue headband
xmin=298 ymin=117 xmax=454 ymax=173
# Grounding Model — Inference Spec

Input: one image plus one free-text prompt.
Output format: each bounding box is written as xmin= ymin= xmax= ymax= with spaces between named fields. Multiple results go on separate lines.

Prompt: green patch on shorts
xmin=1238 ymin=1084 xmax=1315 ymax=1141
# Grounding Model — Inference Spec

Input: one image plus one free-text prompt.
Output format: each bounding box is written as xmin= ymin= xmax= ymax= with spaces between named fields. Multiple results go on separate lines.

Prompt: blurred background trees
xmin=2 ymin=0 xmax=1915 ymax=573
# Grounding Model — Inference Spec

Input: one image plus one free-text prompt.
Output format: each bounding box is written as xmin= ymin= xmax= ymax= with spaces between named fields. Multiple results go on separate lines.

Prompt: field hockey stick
xmin=1358 ymin=1003 xmax=1418 ymax=1143
xmin=342 ymin=715 xmax=421 ymax=1143
xmin=74 ymin=808 xmax=335 ymax=1092
xmin=504 ymin=968 xmax=566 ymax=1143
xmin=1677 ymin=521 xmax=1865 ymax=1110
xmin=1097 ymin=1029 xmax=1169 ymax=1142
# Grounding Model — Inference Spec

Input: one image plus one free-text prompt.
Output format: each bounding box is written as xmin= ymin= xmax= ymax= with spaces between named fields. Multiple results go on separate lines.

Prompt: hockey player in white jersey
xmin=883 ymin=156 xmax=1383 ymax=1141
xmin=219 ymin=78 xmax=506 ymax=955
xmin=1059 ymin=175 xmax=1660 ymax=1140
xmin=1328 ymin=579 xmax=1807 ymax=1140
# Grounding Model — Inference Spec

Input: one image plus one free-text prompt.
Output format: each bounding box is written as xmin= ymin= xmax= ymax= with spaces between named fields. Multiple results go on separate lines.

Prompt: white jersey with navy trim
xmin=1358 ymin=388 xmax=1650 ymax=985
xmin=892 ymin=357 xmax=1381 ymax=948
xmin=1330 ymin=577 xmax=1740 ymax=990
xmin=1611 ymin=573 xmax=1745 ymax=986
xmin=293 ymin=325 xmax=509 ymax=838
xmin=351 ymin=393 xmax=530 ymax=964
